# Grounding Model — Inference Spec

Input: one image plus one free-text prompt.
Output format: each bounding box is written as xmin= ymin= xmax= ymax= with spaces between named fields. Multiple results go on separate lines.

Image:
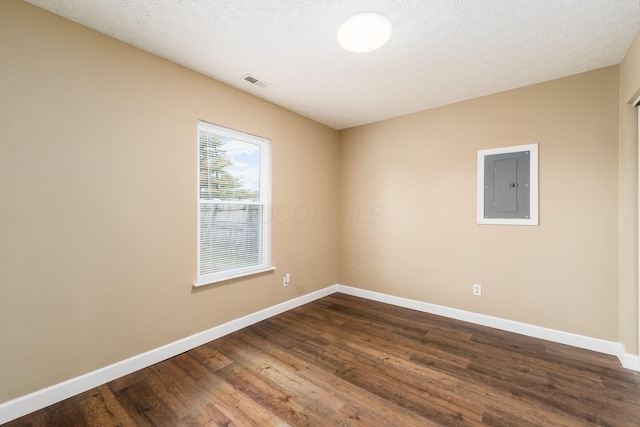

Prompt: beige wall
xmin=619 ymin=32 xmax=640 ymax=354
xmin=339 ymin=67 xmax=620 ymax=342
xmin=0 ymin=1 xmax=339 ymax=403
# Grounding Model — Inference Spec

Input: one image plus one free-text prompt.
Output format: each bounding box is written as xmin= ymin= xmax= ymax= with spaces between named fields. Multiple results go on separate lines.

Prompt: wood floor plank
xmin=213 ymin=333 xmax=356 ymax=425
xmin=181 ymin=402 xmax=234 ymax=427
xmin=215 ymin=360 xmax=319 ymax=426
xmin=167 ymin=351 xmax=290 ymax=426
xmin=93 ymin=384 xmax=137 ymax=427
xmin=252 ymin=317 xmax=483 ymax=425
xmin=109 ymin=378 xmax=180 ymax=426
xmin=5 ymin=292 xmax=640 ymax=426
xmin=227 ymin=327 xmax=441 ymax=426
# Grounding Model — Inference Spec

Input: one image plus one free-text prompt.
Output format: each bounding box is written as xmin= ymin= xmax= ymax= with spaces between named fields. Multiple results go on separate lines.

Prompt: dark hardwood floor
xmin=6 ymin=293 xmax=640 ymax=426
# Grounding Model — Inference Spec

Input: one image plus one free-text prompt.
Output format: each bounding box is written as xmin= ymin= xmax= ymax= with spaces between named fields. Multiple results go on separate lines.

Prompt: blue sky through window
xmin=221 ymin=138 xmax=260 ymax=193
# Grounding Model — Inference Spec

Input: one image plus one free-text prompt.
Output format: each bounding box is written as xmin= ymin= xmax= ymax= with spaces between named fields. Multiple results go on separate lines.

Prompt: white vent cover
xmin=243 ymin=74 xmax=270 ymax=89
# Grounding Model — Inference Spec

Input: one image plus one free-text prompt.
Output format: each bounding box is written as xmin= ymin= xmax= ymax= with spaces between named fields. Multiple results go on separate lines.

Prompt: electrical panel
xmin=477 ymin=143 xmax=538 ymax=226
xmin=483 ymin=151 xmax=530 ymax=219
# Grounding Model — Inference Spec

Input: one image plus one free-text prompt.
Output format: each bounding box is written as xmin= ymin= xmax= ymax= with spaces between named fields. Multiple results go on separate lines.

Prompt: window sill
xmin=193 ymin=266 xmax=277 ymax=287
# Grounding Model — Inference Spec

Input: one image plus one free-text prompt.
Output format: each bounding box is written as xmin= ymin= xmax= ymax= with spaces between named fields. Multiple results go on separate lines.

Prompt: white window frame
xmin=477 ymin=143 xmax=539 ymax=226
xmin=194 ymin=121 xmax=274 ymax=287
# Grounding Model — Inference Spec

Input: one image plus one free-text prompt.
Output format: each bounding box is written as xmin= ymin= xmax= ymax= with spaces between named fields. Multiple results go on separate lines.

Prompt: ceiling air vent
xmin=243 ymin=74 xmax=270 ymax=89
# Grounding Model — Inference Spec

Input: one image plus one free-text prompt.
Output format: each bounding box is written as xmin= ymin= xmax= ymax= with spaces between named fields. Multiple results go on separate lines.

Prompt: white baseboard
xmin=0 ymin=286 xmax=337 ymax=425
xmin=621 ymin=351 xmax=640 ymax=371
xmin=2 ymin=283 xmax=638 ymax=424
xmin=335 ymin=284 xmax=640 ymax=372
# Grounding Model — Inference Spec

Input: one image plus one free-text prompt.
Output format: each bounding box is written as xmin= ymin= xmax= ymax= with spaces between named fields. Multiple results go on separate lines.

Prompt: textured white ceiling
xmin=26 ymin=0 xmax=640 ymax=130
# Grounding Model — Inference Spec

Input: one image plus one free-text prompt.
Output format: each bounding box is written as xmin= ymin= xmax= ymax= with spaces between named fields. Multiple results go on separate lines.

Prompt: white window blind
xmin=196 ymin=121 xmax=273 ymax=286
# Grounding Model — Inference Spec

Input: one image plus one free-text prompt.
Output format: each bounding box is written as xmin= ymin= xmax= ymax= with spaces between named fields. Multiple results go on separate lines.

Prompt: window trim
xmin=194 ymin=121 xmax=274 ymax=287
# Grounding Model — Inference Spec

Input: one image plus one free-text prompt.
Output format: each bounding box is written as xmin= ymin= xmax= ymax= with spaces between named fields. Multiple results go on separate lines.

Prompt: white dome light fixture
xmin=337 ymin=12 xmax=392 ymax=53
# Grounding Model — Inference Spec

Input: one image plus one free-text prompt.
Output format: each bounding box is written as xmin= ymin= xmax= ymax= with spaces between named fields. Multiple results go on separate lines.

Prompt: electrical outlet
xmin=356 ymin=267 xmax=363 ymax=276
xmin=283 ymin=273 xmax=290 ymax=287
xmin=473 ymin=284 xmax=482 ymax=296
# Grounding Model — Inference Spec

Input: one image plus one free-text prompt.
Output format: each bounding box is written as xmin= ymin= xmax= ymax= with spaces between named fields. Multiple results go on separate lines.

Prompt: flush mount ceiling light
xmin=337 ymin=12 xmax=392 ymax=53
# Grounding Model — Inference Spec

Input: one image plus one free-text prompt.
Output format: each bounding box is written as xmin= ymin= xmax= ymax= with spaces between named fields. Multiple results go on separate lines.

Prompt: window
xmin=196 ymin=121 xmax=273 ymax=286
